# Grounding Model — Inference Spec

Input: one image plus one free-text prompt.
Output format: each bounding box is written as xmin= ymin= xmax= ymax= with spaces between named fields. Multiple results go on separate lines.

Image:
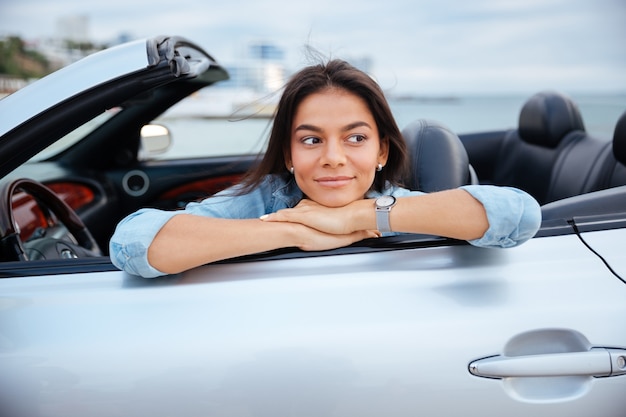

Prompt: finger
xmin=346 ymin=230 xmax=380 ymax=243
xmin=361 ymin=230 xmax=381 ymax=239
xmin=259 ymin=209 xmax=299 ymax=223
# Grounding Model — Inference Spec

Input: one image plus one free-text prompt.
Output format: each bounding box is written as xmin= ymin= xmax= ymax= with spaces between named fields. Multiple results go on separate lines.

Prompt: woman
xmin=109 ymin=59 xmax=541 ymax=278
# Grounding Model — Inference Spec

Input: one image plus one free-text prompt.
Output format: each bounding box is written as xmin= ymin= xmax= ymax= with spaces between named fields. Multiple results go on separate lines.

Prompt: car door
xmin=0 ymin=225 xmax=624 ymax=416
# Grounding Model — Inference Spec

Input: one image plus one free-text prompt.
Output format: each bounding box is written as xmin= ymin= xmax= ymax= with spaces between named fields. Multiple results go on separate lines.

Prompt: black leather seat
xmin=544 ymin=131 xmax=611 ymax=203
xmin=546 ymin=109 xmax=626 ymax=203
xmin=594 ymin=110 xmax=626 ymax=189
xmin=491 ymin=91 xmax=588 ymax=204
xmin=540 ymin=111 xmax=626 ymax=221
xmin=401 ymin=119 xmax=476 ymax=192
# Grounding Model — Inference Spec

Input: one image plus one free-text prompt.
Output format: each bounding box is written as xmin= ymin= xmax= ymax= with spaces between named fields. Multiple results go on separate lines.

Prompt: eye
xmin=347 ymin=134 xmax=366 ymax=143
xmin=301 ymin=136 xmax=321 ymax=145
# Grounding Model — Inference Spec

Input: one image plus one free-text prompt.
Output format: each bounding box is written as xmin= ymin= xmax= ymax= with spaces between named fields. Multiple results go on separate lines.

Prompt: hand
xmin=260 ymin=199 xmax=360 ymax=235
xmin=290 ymin=223 xmax=380 ymax=252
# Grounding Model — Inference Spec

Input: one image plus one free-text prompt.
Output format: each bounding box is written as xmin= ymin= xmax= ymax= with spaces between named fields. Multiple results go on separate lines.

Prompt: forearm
xmin=350 ymin=189 xmax=488 ymax=240
xmin=391 ymin=189 xmax=489 ymax=240
xmin=349 ymin=186 xmax=540 ymax=247
xmin=148 ymin=214 xmax=299 ymax=274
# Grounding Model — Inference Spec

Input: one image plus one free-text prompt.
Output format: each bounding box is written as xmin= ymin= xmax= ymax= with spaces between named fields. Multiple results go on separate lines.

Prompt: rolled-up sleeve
xmin=108 ymin=175 xmax=292 ymax=278
xmin=109 ymin=208 xmax=179 ymax=278
xmin=461 ymin=185 xmax=541 ymax=248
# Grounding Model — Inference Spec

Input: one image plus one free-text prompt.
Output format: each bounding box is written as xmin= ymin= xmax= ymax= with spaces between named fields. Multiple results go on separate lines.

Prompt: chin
xmin=304 ymin=185 xmax=367 ymax=207
xmin=322 ymin=201 xmax=350 ymax=208
xmin=315 ymin=196 xmax=359 ymax=208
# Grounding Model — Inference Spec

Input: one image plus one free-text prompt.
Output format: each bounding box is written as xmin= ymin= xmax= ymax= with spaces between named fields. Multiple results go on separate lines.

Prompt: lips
xmin=314 ymin=176 xmax=355 ymax=188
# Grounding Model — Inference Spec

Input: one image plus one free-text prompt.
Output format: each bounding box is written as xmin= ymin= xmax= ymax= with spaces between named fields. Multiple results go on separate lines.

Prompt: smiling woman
xmin=2 ymin=32 xmax=626 ymax=417
xmin=287 ymin=89 xmax=388 ymax=207
xmin=109 ymin=59 xmax=541 ymax=278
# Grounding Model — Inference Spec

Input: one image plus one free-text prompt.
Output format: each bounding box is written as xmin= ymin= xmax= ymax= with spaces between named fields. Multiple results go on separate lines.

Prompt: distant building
xmin=248 ymin=43 xmax=284 ymax=61
xmin=217 ymin=43 xmax=289 ymax=93
xmin=56 ymin=15 xmax=90 ymax=43
xmin=0 ymin=75 xmax=30 ymax=95
xmin=32 ymin=15 xmax=101 ymax=69
xmin=164 ymin=42 xmax=289 ymax=118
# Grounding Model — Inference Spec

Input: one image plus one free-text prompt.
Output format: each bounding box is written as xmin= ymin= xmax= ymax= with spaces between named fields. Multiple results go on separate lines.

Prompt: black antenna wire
xmin=568 ymin=219 xmax=626 ymax=285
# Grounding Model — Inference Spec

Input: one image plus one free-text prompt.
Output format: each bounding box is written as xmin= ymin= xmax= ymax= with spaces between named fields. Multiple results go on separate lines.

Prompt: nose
xmin=320 ymin=138 xmax=347 ymax=167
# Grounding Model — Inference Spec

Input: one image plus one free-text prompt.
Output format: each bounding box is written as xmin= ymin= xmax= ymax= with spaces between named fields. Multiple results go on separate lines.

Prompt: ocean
xmin=155 ymin=93 xmax=626 ymax=160
xmin=389 ymin=94 xmax=626 ymax=138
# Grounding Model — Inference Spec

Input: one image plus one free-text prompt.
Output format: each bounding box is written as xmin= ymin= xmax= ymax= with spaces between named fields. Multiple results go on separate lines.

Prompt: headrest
xmin=518 ymin=91 xmax=585 ymax=148
xmin=401 ymin=119 xmax=471 ymax=192
xmin=613 ymin=110 xmax=626 ymax=165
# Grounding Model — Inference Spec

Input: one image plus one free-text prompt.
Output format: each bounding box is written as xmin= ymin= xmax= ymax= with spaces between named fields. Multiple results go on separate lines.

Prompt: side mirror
xmin=139 ymin=124 xmax=172 ymax=160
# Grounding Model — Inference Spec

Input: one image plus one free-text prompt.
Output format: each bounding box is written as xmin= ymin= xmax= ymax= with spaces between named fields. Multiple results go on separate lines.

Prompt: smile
xmin=314 ymin=176 xmax=355 ymax=188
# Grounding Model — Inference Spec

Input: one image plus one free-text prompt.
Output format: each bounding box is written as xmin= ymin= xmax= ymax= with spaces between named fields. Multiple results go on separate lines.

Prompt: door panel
xmin=0 ymin=231 xmax=624 ymax=416
xmin=109 ymin=155 xmax=257 ymax=213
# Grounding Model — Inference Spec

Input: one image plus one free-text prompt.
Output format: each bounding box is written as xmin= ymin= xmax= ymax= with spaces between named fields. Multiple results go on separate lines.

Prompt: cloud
xmin=1 ymin=0 xmax=625 ymax=94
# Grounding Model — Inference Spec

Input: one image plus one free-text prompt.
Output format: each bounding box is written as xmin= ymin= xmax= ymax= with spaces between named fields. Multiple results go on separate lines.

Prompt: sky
xmin=1 ymin=0 xmax=625 ymax=95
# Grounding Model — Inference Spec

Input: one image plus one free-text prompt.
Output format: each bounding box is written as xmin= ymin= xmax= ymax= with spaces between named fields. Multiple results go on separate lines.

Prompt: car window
xmin=149 ymin=116 xmax=271 ymax=160
xmin=148 ymin=86 xmax=274 ymax=160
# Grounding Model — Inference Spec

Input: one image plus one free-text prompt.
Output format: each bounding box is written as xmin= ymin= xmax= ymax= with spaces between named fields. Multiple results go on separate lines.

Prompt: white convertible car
xmin=0 ymin=36 xmax=625 ymax=416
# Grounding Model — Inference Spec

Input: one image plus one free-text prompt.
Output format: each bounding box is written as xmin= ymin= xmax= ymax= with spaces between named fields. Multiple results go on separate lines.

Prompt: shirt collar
xmin=272 ymin=175 xmax=304 ymax=208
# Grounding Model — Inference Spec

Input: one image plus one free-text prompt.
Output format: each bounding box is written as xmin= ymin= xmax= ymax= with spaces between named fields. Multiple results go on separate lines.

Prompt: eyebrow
xmin=294 ymin=121 xmax=373 ymax=133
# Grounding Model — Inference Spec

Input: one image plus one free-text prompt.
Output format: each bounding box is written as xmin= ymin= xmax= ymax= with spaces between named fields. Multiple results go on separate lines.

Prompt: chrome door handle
xmin=469 ymin=348 xmax=626 ymax=378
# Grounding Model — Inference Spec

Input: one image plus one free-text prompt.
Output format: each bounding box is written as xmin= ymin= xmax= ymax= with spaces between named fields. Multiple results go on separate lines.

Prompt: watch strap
xmin=375 ymin=196 xmax=396 ymax=233
xmin=375 ymin=207 xmax=392 ymax=233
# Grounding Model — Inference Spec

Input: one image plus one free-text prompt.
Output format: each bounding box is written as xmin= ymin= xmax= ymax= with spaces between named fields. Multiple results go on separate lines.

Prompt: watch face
xmin=376 ymin=195 xmax=395 ymax=208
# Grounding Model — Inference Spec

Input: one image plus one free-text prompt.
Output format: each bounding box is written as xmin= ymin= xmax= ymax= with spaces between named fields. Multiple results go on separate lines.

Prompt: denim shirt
xmin=109 ymin=174 xmax=541 ymax=277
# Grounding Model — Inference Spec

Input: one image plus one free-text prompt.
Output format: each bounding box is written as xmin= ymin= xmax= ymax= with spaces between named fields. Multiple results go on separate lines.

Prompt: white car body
xmin=0 ymin=36 xmax=625 ymax=416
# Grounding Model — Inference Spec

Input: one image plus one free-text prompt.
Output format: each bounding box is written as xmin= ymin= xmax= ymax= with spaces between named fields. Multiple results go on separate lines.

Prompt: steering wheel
xmin=0 ymin=178 xmax=102 ymax=261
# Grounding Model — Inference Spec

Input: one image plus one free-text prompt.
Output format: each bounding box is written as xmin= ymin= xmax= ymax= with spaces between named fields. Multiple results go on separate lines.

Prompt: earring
xmin=376 ymin=163 xmax=383 ymax=172
xmin=289 ymin=166 xmax=294 ymax=174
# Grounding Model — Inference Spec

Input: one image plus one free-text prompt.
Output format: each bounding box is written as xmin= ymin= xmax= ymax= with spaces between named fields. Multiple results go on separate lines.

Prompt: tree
xmin=0 ymin=36 xmax=51 ymax=78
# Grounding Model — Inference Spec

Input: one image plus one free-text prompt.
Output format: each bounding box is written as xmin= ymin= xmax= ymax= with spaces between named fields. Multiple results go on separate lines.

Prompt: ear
xmin=378 ymin=136 xmax=390 ymax=165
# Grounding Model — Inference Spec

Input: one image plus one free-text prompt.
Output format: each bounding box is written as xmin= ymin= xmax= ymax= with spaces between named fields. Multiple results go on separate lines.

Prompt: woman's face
xmin=287 ymin=88 xmax=388 ymax=207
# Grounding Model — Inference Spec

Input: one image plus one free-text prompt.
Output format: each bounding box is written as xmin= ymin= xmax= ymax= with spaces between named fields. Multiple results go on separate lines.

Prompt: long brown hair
xmin=238 ymin=59 xmax=408 ymax=193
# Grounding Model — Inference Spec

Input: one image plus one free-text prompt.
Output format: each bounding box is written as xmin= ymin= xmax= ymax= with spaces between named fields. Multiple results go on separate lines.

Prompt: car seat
xmin=401 ymin=119 xmax=477 ymax=192
xmin=594 ymin=110 xmax=626 ymax=189
xmin=539 ymin=111 xmax=626 ymax=222
xmin=491 ymin=91 xmax=587 ymax=204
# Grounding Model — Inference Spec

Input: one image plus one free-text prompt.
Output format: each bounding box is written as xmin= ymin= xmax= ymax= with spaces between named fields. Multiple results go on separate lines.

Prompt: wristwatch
xmin=374 ymin=195 xmax=396 ymax=233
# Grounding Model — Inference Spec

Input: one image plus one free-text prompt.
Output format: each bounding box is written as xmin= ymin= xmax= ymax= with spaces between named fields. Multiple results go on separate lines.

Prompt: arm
xmin=381 ymin=188 xmax=489 ymax=240
xmin=110 ymin=209 xmax=378 ymax=277
xmin=263 ymin=188 xmax=487 ymax=240
xmin=261 ymin=185 xmax=541 ymax=247
xmin=148 ymin=215 xmax=294 ymax=274
xmin=147 ymin=214 xmax=377 ymax=275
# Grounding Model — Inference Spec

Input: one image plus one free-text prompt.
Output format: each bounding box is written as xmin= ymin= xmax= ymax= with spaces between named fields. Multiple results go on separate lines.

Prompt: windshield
xmin=29 ymin=107 xmax=122 ymax=162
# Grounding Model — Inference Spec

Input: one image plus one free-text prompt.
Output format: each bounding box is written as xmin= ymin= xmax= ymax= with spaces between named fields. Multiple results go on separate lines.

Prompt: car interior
xmin=1 ymin=85 xmax=625 ymax=270
xmin=461 ymin=91 xmax=626 ymax=205
xmin=461 ymin=92 xmax=626 ymax=231
xmin=401 ymin=91 xmax=626 ymax=233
